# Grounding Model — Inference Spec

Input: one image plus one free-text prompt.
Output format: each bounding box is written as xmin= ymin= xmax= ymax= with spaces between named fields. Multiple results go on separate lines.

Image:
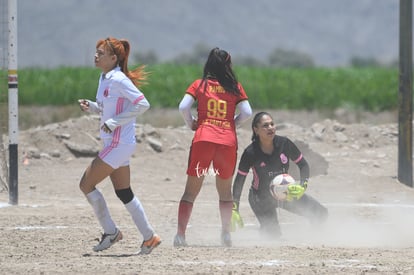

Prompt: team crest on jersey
xmin=280 ymin=153 xmax=288 ymax=164
xmin=104 ymin=88 xmax=109 ymax=97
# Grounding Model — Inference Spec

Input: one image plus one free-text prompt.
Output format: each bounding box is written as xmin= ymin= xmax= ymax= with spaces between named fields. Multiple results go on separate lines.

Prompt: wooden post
xmin=398 ymin=0 xmax=413 ymax=187
xmin=8 ymin=0 xmax=18 ymax=204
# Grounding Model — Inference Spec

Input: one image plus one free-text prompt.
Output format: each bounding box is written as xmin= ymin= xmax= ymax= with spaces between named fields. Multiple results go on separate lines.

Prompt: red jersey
xmin=186 ymin=79 xmax=248 ymax=146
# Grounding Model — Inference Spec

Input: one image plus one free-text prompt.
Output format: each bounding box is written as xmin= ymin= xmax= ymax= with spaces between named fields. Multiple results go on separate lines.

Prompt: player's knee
xmin=115 ymin=187 xmax=134 ymax=204
xmin=79 ymin=176 xmax=93 ymax=195
xmin=79 ymin=183 xmax=86 ymax=194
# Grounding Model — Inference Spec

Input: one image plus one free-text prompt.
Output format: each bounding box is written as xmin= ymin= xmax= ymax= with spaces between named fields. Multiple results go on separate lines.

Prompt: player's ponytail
xmin=98 ymin=37 xmax=147 ymax=88
xmin=117 ymin=38 xmax=147 ymax=88
xmin=203 ymin=47 xmax=240 ymax=96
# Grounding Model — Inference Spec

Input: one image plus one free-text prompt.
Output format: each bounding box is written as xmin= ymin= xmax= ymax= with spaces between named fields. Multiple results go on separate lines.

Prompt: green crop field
xmin=0 ymin=65 xmax=400 ymax=112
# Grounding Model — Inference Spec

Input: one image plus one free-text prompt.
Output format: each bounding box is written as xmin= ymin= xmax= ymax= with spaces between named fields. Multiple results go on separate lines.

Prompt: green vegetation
xmin=1 ymin=65 xmax=399 ymax=111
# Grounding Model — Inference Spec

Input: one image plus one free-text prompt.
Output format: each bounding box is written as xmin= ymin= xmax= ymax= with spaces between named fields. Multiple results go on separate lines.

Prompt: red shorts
xmin=186 ymin=141 xmax=237 ymax=179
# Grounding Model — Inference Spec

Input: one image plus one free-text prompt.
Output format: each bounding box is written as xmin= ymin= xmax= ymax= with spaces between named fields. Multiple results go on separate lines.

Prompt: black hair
xmin=251 ymin=111 xmax=272 ymax=142
xmin=198 ymin=47 xmax=241 ymax=96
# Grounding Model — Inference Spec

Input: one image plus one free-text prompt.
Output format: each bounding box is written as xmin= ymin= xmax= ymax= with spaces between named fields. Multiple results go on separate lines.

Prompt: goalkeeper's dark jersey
xmin=236 ymin=135 xmax=308 ymax=195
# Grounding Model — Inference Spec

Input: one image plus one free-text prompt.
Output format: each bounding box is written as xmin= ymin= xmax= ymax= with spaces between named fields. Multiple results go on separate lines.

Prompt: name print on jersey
xmin=208 ymin=85 xmax=225 ymax=94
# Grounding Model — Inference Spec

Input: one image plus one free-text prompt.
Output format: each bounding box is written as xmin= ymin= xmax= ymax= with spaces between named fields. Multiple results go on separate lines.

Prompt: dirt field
xmin=2 ymin=109 xmax=414 ymax=274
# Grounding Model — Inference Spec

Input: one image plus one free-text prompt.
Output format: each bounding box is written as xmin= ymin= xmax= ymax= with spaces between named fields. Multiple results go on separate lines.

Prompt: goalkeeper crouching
xmin=231 ymin=112 xmax=328 ymax=239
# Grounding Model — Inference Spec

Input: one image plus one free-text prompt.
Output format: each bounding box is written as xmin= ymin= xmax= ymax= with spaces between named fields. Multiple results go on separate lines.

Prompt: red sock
xmin=177 ymin=200 xmax=193 ymax=236
xmin=219 ymin=200 xmax=233 ymax=233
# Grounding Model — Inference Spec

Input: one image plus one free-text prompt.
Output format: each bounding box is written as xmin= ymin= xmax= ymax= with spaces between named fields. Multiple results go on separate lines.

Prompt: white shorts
xmin=98 ymin=139 xmax=136 ymax=169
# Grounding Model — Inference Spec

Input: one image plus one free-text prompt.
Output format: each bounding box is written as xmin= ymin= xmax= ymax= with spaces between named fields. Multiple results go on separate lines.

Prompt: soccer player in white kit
xmin=78 ymin=37 xmax=161 ymax=254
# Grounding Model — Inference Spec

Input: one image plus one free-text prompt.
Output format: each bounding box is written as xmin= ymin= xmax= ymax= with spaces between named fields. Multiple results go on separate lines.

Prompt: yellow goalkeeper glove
xmin=230 ymin=202 xmax=244 ymax=232
xmin=301 ymin=180 xmax=308 ymax=190
xmin=286 ymin=184 xmax=306 ymax=201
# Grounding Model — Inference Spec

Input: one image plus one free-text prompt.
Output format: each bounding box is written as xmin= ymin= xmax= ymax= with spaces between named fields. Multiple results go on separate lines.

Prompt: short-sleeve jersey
xmin=96 ymin=66 xmax=145 ymax=144
xmin=237 ymin=135 xmax=304 ymax=194
xmin=186 ymin=79 xmax=248 ymax=146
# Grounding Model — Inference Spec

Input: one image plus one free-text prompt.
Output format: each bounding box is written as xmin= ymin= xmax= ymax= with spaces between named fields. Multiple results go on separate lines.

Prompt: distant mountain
xmin=14 ymin=0 xmax=400 ymax=68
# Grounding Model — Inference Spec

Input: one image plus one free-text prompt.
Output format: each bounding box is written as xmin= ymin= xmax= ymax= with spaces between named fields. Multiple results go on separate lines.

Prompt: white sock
xmin=125 ymin=197 xmax=154 ymax=240
xmin=86 ymin=189 xmax=117 ymax=234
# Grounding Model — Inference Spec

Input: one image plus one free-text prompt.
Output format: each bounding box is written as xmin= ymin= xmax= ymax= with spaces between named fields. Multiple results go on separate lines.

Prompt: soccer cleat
xmin=93 ymin=228 xmax=123 ymax=252
xmin=173 ymin=234 xmax=187 ymax=247
xmin=221 ymin=231 xmax=232 ymax=247
xmin=139 ymin=233 xmax=162 ymax=255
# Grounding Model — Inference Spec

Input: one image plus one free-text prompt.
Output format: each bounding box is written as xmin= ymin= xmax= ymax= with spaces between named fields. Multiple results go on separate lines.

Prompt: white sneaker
xmin=93 ymin=228 xmax=123 ymax=252
xmin=221 ymin=231 xmax=232 ymax=247
xmin=139 ymin=233 xmax=162 ymax=255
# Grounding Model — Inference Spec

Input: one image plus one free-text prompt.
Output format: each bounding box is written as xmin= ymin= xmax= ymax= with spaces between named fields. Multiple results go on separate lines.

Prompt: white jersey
xmin=96 ymin=66 xmax=149 ymax=144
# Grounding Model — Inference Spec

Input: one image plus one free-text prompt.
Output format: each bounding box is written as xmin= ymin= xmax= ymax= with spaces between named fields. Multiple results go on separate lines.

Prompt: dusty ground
xmin=2 ymin=108 xmax=414 ymax=274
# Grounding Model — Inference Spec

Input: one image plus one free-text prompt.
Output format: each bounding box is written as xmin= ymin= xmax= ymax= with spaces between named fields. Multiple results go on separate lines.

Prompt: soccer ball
xmin=269 ymin=173 xmax=296 ymax=201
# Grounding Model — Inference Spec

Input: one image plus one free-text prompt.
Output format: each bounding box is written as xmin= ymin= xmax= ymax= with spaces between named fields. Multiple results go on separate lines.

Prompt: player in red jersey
xmin=174 ymin=47 xmax=252 ymax=247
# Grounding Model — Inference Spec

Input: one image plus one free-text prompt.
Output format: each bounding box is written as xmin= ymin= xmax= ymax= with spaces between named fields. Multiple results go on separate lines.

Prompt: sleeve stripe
xmin=133 ymin=94 xmax=145 ymax=105
xmin=237 ymin=169 xmax=249 ymax=176
xmin=293 ymin=154 xmax=303 ymax=163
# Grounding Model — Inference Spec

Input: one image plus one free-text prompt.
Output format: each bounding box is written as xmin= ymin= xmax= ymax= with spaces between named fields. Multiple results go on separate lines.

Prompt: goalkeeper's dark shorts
xmin=248 ymin=189 xmax=328 ymax=231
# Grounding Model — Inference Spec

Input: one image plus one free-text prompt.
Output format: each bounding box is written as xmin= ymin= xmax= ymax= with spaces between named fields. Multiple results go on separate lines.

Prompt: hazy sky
xmin=1 ymin=0 xmax=402 ymax=68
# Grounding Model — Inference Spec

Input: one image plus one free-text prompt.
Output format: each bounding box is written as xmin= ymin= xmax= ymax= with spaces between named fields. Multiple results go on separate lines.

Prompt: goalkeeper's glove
xmin=286 ymin=184 xmax=306 ymax=201
xmin=301 ymin=179 xmax=308 ymax=190
xmin=230 ymin=202 xmax=244 ymax=232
